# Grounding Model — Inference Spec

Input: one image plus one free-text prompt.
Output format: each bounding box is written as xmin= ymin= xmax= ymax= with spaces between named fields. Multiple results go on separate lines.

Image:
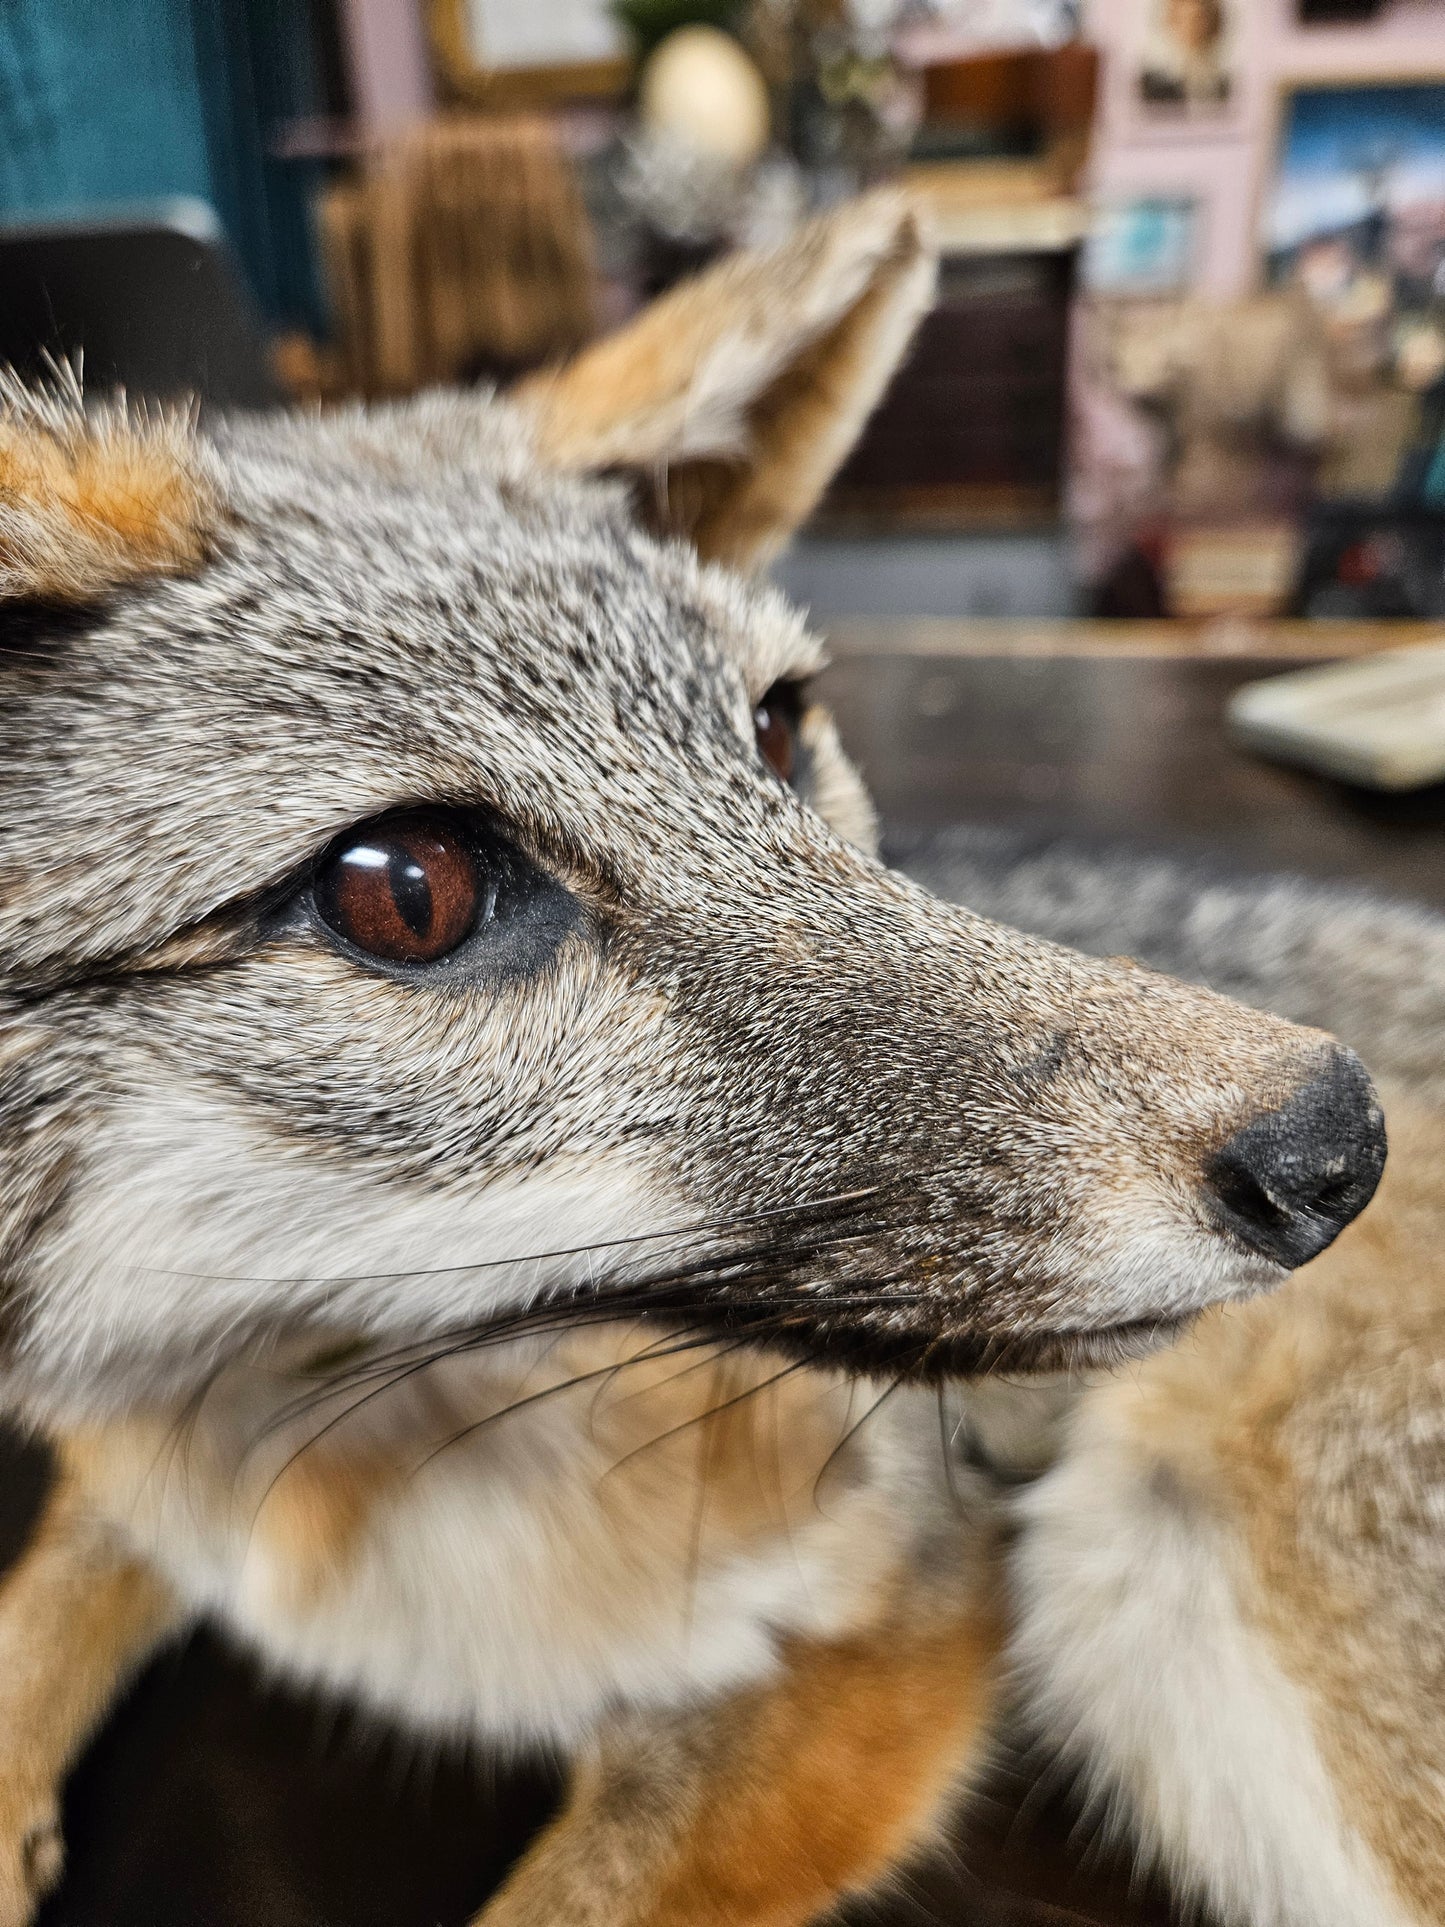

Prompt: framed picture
xmin=1262 ymin=79 xmax=1445 ymax=339
xmin=1084 ymin=196 xmax=1199 ymax=295
xmin=1297 ymin=0 xmax=1383 ymax=19
xmin=1132 ymin=0 xmax=1239 ymax=128
xmin=429 ymin=0 xmax=631 ymax=107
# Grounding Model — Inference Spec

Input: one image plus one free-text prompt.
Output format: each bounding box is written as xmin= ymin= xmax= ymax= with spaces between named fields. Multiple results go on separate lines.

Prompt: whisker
xmin=270 ymin=1309 xmax=710 ymax=1467
xmin=253 ymin=1252 xmax=943 ymax=1443
xmin=587 ymin=1330 xmax=758 ymax=1419
xmin=130 ymin=1184 xmax=887 ymax=1289
xmin=811 ymin=1364 xmax=915 ymax=1507
xmin=600 ymin=1355 xmax=819 ymax=1481
xmin=248 ymin=1322 xmax=733 ymax=1522
xmin=936 ymin=1383 xmax=965 ymax=1510
xmin=405 ymin=1328 xmax=744 ymax=1479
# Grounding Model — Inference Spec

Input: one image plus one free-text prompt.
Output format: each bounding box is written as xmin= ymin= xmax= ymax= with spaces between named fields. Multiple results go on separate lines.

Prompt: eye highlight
xmin=315 ymin=816 xmax=480 ymax=965
xmin=754 ymin=679 xmax=803 ymax=784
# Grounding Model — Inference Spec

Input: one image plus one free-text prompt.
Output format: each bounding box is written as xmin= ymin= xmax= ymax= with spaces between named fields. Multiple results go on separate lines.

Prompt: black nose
xmin=1205 ymin=1048 xmax=1387 ymax=1268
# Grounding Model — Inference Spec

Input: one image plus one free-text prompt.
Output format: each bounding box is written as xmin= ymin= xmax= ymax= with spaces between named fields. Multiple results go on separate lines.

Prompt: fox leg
xmin=476 ymin=1586 xmax=1002 ymax=1927
xmin=0 ymin=1447 xmax=181 ymax=1927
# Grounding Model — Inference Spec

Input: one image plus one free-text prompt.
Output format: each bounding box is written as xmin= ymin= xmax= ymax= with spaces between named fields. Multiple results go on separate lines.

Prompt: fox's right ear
xmin=0 ymin=384 xmax=218 ymax=605
xmin=515 ymin=191 xmax=935 ymax=571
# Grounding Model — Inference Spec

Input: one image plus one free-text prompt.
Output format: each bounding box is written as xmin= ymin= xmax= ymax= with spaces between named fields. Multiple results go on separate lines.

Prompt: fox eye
xmin=314 ymin=815 xmax=480 ymax=965
xmin=754 ymin=680 xmax=802 ymax=784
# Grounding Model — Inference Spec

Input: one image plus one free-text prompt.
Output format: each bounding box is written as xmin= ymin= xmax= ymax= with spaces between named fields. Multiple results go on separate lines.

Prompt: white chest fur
xmin=81 ymin=1332 xmax=936 ymax=1749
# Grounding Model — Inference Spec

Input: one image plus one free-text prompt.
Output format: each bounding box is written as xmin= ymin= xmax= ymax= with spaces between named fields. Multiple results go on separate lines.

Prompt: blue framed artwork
xmin=1263 ymin=79 xmax=1445 ymax=326
xmin=1085 ymin=196 xmax=1199 ymax=295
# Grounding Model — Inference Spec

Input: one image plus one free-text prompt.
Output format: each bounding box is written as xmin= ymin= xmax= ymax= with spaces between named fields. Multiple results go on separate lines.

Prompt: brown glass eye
xmin=754 ymin=680 xmax=801 ymax=784
xmin=315 ymin=816 xmax=479 ymax=965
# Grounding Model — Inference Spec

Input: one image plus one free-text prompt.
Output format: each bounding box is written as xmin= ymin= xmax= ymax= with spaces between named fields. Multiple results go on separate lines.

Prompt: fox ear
xmin=516 ymin=192 xmax=935 ymax=570
xmin=0 ymin=385 xmax=217 ymax=605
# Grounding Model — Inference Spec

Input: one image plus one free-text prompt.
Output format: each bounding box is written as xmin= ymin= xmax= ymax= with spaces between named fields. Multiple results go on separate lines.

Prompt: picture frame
xmin=1125 ymin=0 xmax=1245 ymax=139
xmin=1261 ymin=76 xmax=1445 ymax=339
xmin=429 ymin=0 xmax=631 ymax=108
xmin=1296 ymin=0 xmax=1383 ymax=21
xmin=1084 ymin=195 xmax=1200 ymax=295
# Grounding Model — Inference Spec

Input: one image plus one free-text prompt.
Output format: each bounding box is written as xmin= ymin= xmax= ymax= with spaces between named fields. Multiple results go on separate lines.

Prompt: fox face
xmin=0 ymin=200 xmax=1384 ymax=1421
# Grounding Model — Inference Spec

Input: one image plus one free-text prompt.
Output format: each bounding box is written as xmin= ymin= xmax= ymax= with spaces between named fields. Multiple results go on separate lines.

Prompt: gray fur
xmin=891 ymin=826 xmax=1445 ymax=1097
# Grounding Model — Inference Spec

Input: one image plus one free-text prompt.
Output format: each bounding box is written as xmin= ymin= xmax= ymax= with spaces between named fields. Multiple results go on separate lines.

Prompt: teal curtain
xmin=0 ymin=0 xmax=329 ymax=328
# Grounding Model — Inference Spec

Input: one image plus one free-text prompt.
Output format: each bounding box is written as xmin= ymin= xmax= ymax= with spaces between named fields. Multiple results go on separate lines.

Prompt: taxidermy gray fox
xmin=0 ymin=193 xmax=1395 ymax=1927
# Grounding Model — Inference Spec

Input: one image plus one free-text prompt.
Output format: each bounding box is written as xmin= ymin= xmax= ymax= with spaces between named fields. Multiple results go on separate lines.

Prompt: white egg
xmin=639 ymin=25 xmax=772 ymax=169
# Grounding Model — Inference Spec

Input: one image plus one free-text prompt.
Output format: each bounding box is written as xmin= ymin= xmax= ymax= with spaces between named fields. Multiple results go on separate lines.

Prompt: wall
xmin=1084 ymin=0 xmax=1445 ymax=297
xmin=336 ymin=0 xmax=435 ymax=131
xmin=0 ymin=2 xmax=214 ymax=217
xmin=0 ymin=0 xmax=330 ymax=325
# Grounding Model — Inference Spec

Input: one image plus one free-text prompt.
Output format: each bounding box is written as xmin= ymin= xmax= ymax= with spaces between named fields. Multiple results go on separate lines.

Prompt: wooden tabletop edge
xmin=817 ymin=619 xmax=1445 ymax=662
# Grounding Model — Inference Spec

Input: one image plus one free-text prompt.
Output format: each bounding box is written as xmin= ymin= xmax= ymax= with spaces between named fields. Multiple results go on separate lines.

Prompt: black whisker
xmin=132 ymin=1184 xmax=886 ymax=1290
xmin=811 ymin=1363 xmax=916 ymax=1508
xmin=251 ymin=1247 xmax=944 ymax=1447
xmin=246 ymin=1322 xmax=735 ymax=1526
xmin=405 ymin=1327 xmax=747 ymax=1480
xmin=600 ymin=1355 xmax=820 ymax=1481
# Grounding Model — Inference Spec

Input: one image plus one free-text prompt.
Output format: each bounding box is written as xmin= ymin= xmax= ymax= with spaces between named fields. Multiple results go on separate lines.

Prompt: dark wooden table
xmin=819 ymin=624 xmax=1445 ymax=908
xmin=11 ymin=628 xmax=1443 ymax=1927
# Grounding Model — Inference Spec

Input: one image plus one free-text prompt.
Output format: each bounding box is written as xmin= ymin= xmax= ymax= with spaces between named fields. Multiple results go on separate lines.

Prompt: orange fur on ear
xmin=518 ymin=191 xmax=937 ymax=570
xmin=0 ymin=380 xmax=219 ymax=604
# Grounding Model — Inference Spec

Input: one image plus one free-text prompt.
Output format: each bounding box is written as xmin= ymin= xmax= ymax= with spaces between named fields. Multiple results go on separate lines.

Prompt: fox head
xmin=0 ymin=195 xmax=1384 ymax=1419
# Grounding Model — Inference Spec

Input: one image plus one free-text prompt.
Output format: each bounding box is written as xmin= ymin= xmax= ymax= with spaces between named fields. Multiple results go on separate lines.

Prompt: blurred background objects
xmin=5 ymin=0 xmax=1444 ymax=622
xmin=3 ymin=4 xmax=1445 ymax=1925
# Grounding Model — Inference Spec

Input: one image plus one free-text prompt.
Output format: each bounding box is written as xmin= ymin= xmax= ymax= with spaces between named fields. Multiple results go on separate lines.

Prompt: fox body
xmin=906 ymin=831 xmax=1445 ymax=1927
xmin=0 ymin=197 xmax=1407 ymax=1927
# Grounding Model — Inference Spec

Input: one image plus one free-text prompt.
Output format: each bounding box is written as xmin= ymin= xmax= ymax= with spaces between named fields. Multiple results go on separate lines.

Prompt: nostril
xmin=1204 ymin=1046 xmax=1387 ymax=1270
xmin=1208 ymin=1158 xmax=1292 ymax=1237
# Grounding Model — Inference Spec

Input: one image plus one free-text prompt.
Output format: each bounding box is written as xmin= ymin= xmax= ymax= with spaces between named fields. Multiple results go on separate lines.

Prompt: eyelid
xmin=104 ymin=820 xmax=442 ymax=981
xmin=126 ymin=817 xmax=421 ymax=974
